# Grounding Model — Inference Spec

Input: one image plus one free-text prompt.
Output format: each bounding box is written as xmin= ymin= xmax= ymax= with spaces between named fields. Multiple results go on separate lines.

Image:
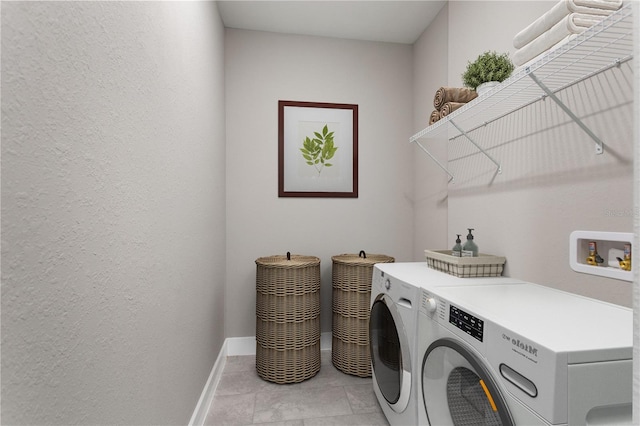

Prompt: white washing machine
xmin=369 ymin=263 xmax=422 ymax=425
xmin=369 ymin=262 xmax=525 ymax=426
xmin=417 ymin=282 xmax=633 ymax=425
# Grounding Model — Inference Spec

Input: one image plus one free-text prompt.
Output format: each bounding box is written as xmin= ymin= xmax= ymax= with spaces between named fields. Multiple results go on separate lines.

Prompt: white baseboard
xmin=188 ymin=340 xmax=228 ymax=426
xmin=320 ymin=331 xmax=332 ymax=350
xmin=226 ymin=335 xmax=256 ymax=356
xmin=189 ymin=332 xmax=334 ymax=425
xmin=226 ymin=332 xmax=332 ymax=356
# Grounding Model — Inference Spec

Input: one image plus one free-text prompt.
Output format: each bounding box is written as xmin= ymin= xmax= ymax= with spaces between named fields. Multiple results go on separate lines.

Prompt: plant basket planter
xmin=476 ymin=81 xmax=501 ymax=96
xmin=255 ymin=254 xmax=321 ymax=384
xmin=331 ymin=251 xmax=394 ymax=377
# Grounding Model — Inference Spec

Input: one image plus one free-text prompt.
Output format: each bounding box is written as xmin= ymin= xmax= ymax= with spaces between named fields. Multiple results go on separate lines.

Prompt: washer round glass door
xmin=369 ymin=293 xmax=412 ymax=413
xmin=422 ymin=339 xmax=513 ymax=426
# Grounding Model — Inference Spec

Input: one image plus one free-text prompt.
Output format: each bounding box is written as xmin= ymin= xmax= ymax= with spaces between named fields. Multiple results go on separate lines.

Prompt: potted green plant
xmin=462 ymin=51 xmax=514 ymax=95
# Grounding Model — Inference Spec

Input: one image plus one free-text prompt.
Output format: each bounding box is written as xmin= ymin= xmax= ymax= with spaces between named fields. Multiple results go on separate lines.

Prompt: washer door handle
xmin=499 ymin=363 xmax=538 ymax=397
xmin=397 ymin=298 xmax=412 ymax=309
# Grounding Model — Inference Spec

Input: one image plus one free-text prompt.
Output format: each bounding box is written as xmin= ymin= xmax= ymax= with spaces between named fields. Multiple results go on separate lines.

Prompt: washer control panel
xmin=449 ymin=305 xmax=484 ymax=342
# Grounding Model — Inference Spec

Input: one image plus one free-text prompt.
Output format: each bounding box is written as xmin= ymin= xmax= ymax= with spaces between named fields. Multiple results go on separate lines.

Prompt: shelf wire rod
xmin=449 ymin=55 xmax=631 ymax=142
xmin=449 ymin=119 xmax=502 ymax=174
xmin=413 ymin=140 xmax=454 ymax=183
xmin=528 ymin=71 xmax=604 ymax=154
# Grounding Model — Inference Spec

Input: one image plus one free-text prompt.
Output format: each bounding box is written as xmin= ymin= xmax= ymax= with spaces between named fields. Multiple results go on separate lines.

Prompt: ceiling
xmin=217 ymin=1 xmax=448 ymax=45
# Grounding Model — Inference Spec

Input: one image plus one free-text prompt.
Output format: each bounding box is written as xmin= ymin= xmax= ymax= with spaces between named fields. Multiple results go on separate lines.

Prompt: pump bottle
xmin=452 ymin=234 xmax=463 ymax=257
xmin=462 ymin=228 xmax=478 ymax=257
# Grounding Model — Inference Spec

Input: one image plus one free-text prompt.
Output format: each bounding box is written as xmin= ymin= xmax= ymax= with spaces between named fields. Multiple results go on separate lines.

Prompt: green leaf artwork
xmin=299 ymin=124 xmax=338 ymax=176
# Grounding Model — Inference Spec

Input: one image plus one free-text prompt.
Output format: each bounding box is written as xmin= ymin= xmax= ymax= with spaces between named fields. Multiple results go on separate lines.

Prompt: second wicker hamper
xmin=331 ymin=251 xmax=394 ymax=377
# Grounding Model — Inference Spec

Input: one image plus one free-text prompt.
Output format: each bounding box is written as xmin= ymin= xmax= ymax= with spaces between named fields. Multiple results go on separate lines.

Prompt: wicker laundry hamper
xmin=255 ymin=253 xmax=321 ymax=384
xmin=331 ymin=251 xmax=394 ymax=377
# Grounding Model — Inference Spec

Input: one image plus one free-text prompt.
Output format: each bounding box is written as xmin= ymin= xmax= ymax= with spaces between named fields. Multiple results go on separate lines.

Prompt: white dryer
xmin=417 ymin=282 xmax=633 ymax=425
xmin=369 ymin=262 xmax=524 ymax=426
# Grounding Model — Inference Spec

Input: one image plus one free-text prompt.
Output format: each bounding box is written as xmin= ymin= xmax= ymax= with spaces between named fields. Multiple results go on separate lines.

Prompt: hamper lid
xmin=256 ymin=252 xmax=320 ymax=268
xmin=332 ymin=250 xmax=394 ymax=266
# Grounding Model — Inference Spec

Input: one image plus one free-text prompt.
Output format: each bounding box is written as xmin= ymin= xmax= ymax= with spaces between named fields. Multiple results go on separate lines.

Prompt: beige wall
xmin=1 ymin=2 xmax=227 ymax=424
xmin=412 ymin=1 xmax=633 ymax=306
xmin=226 ymin=0 xmax=634 ymax=338
xmin=225 ymin=29 xmax=414 ymax=336
xmin=412 ymin=4 xmax=450 ymax=259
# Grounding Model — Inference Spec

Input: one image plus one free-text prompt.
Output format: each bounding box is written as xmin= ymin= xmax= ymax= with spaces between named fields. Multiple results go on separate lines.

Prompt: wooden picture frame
xmin=278 ymin=100 xmax=358 ymax=198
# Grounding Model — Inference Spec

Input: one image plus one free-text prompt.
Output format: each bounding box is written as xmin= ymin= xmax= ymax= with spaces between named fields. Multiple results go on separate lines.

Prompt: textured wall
xmin=412 ymin=4 xmax=449 ymax=259
xmin=1 ymin=2 xmax=226 ymax=424
xmin=224 ymin=29 xmax=414 ymax=336
xmin=444 ymin=1 xmax=633 ymax=306
xmin=632 ymin=3 xmax=639 ymax=423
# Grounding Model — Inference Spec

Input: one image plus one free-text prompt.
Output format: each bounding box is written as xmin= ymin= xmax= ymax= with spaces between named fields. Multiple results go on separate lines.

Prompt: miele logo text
xmin=502 ymin=334 xmax=538 ymax=357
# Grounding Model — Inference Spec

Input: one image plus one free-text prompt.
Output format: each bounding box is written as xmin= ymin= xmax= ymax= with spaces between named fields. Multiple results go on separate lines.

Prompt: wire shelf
xmin=410 ymin=3 xmax=633 ymax=143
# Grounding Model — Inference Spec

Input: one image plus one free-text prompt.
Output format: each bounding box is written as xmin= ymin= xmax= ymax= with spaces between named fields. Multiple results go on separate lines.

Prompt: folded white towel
xmin=513 ymin=13 xmax=605 ymax=66
xmin=513 ymin=0 xmax=621 ymax=49
xmin=567 ymin=0 xmax=622 ymax=10
xmin=514 ymin=34 xmax=577 ymax=71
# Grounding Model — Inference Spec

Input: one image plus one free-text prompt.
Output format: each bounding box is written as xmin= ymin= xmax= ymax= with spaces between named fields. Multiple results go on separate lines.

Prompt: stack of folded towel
xmin=512 ymin=0 xmax=622 ymax=67
xmin=429 ymin=87 xmax=478 ymax=125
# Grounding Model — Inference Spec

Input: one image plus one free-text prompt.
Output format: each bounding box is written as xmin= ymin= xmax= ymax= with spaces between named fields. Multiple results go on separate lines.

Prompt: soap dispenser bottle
xmin=452 ymin=234 xmax=463 ymax=257
xmin=462 ymin=228 xmax=478 ymax=257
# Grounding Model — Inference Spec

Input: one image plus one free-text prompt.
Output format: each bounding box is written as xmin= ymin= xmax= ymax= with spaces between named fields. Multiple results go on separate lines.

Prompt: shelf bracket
xmin=413 ymin=140 xmax=454 ymax=183
xmin=450 ymin=119 xmax=502 ymax=174
xmin=527 ymin=70 xmax=604 ymax=155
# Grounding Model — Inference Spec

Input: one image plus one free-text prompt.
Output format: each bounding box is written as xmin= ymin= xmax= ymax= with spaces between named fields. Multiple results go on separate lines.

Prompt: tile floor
xmin=205 ymin=350 xmax=390 ymax=425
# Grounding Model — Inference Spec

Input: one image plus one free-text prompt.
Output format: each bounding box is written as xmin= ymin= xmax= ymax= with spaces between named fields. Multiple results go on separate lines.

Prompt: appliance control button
xmin=384 ymin=279 xmax=391 ymax=290
xmin=425 ymin=297 xmax=437 ymax=313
